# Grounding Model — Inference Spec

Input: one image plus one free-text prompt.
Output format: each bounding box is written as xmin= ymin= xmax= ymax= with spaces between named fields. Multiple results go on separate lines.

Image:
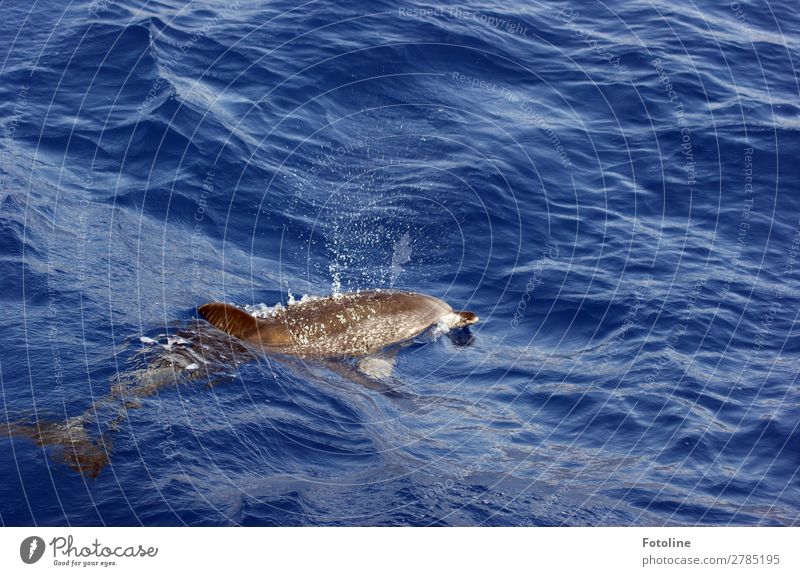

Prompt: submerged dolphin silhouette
xmin=6 ymin=326 xmax=258 ymax=477
xmin=198 ymin=290 xmax=478 ymax=359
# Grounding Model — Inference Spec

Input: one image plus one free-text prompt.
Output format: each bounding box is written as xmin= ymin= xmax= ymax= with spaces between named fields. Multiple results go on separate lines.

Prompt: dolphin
xmin=197 ymin=290 xmax=478 ymax=359
xmin=5 ymin=291 xmax=477 ymax=477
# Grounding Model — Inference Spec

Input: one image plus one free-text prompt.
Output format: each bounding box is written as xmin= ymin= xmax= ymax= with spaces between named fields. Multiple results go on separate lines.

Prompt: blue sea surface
xmin=1 ymin=0 xmax=798 ymax=526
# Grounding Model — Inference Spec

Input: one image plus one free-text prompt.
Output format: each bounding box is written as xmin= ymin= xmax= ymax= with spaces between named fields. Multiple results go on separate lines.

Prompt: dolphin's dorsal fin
xmin=198 ymin=302 xmax=259 ymax=340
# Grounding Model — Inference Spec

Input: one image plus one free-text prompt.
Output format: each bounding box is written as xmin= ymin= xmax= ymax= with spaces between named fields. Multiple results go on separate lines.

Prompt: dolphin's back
xmin=199 ymin=290 xmax=462 ymax=358
xmin=265 ymin=290 xmax=452 ymax=357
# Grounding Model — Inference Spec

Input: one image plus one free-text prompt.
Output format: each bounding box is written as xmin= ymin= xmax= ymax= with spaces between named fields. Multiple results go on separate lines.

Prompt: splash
xmin=433 ymin=312 xmax=468 ymax=337
xmin=244 ymin=294 xmax=326 ymax=319
xmin=390 ymin=231 xmax=413 ymax=287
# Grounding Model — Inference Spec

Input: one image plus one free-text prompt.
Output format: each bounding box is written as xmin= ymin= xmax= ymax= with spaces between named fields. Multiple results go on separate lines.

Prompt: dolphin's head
xmin=453 ymin=311 xmax=479 ymax=328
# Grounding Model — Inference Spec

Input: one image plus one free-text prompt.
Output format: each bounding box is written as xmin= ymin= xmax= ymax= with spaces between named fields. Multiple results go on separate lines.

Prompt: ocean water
xmin=1 ymin=0 xmax=798 ymax=526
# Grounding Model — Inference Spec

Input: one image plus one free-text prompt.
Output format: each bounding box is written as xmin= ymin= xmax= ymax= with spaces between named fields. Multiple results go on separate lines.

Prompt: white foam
xmin=160 ymin=336 xmax=190 ymax=350
xmin=244 ymin=302 xmax=283 ymax=318
xmin=291 ymin=293 xmax=325 ymax=305
xmin=432 ymin=312 xmax=465 ymax=337
xmin=244 ymin=294 xmax=327 ymax=318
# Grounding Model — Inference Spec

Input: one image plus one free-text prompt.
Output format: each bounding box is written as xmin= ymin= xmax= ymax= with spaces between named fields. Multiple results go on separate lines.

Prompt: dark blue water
xmin=1 ymin=0 xmax=798 ymax=526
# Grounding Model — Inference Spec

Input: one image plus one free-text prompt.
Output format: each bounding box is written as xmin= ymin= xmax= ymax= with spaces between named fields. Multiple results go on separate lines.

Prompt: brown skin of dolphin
xmin=198 ymin=290 xmax=478 ymax=359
